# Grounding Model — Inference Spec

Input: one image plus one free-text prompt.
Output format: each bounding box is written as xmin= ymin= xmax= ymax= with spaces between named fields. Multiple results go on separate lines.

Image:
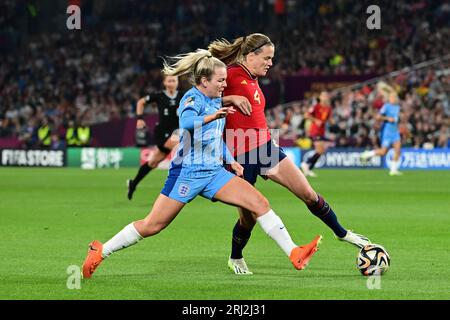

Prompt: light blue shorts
xmin=381 ymin=131 xmax=401 ymax=148
xmin=161 ymin=165 xmax=236 ymax=203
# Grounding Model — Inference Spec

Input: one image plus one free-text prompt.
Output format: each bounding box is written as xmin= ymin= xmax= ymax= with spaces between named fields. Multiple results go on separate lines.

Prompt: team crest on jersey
xmin=184 ymin=97 xmax=195 ymax=107
xmin=178 ymin=183 xmax=190 ymax=197
xmin=240 ymin=80 xmax=247 ymax=85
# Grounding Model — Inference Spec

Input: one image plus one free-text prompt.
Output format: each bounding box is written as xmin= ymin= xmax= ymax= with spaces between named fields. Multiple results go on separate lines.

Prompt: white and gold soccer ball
xmin=357 ymin=244 xmax=390 ymax=276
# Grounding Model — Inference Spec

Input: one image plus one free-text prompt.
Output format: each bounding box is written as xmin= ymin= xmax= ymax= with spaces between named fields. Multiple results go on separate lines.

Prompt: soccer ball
xmin=356 ymin=244 xmax=390 ymax=276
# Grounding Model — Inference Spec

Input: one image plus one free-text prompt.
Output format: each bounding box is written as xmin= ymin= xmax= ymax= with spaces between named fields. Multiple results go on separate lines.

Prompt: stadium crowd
xmin=0 ymin=0 xmax=449 ymax=149
xmin=267 ymin=69 xmax=450 ymax=149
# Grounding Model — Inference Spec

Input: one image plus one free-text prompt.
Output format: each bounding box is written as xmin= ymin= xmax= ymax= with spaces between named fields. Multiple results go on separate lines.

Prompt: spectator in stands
xmin=0 ymin=0 xmax=448 ymax=150
xmin=18 ymin=119 xmax=37 ymax=149
xmin=50 ymin=133 xmax=66 ymax=151
xmin=65 ymin=120 xmax=79 ymax=147
xmin=77 ymin=121 xmax=91 ymax=147
xmin=37 ymin=117 xmax=52 ymax=149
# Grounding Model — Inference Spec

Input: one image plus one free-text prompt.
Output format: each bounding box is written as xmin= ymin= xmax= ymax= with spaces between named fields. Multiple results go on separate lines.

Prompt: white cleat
xmin=338 ymin=230 xmax=371 ymax=249
xmin=307 ymin=170 xmax=318 ymax=177
xmin=301 ymin=162 xmax=317 ymax=177
xmin=360 ymin=151 xmax=372 ymax=165
xmin=389 ymin=171 xmax=403 ymax=176
xmin=228 ymin=258 xmax=253 ymax=275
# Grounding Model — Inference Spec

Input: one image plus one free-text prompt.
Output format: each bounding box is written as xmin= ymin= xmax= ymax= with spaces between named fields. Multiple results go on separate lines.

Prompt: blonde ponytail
xmin=162 ymin=49 xmax=225 ymax=85
xmin=208 ymin=33 xmax=274 ymax=65
xmin=208 ymin=37 xmax=245 ymax=66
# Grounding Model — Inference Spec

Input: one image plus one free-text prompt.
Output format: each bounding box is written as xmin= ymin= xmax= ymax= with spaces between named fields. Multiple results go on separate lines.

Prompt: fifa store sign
xmin=0 ymin=149 xmax=66 ymax=167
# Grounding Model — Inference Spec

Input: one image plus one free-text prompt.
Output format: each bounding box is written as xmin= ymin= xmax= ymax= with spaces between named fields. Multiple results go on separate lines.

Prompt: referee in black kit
xmin=127 ymin=74 xmax=184 ymax=200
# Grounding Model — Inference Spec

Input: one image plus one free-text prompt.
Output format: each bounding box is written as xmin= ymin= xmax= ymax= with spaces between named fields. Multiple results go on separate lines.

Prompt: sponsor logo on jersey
xmin=240 ymin=80 xmax=247 ymax=85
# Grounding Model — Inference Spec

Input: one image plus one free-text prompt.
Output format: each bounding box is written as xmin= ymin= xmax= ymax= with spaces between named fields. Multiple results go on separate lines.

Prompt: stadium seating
xmin=0 ymin=0 xmax=448 ymax=149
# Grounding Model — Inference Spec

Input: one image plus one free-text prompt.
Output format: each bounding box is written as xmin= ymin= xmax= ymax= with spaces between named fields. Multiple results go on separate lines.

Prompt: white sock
xmin=390 ymin=159 xmax=400 ymax=172
xmin=256 ymin=209 xmax=297 ymax=256
xmin=102 ymin=223 xmax=143 ymax=258
xmin=366 ymin=150 xmax=376 ymax=158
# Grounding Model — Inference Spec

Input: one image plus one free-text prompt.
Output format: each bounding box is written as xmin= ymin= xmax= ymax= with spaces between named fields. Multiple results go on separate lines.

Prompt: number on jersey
xmin=254 ymin=90 xmax=261 ymax=104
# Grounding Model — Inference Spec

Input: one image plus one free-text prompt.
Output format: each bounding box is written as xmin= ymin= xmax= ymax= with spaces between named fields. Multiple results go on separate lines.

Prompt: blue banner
xmin=385 ymin=148 xmax=450 ymax=170
xmin=299 ymin=148 xmax=450 ymax=170
xmin=301 ymin=148 xmax=382 ymax=169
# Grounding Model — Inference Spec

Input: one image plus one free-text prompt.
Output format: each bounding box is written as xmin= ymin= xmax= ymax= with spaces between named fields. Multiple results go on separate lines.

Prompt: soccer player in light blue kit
xmin=361 ymin=91 xmax=403 ymax=175
xmin=82 ymin=49 xmax=322 ymax=278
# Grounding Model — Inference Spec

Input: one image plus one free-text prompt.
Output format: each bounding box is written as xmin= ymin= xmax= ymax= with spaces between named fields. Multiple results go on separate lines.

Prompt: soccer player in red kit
xmin=301 ymin=91 xmax=333 ymax=177
xmin=209 ymin=33 xmax=371 ymax=275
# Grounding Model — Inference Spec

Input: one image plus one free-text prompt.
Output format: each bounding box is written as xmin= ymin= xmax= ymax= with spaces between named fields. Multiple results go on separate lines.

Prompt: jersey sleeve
xmin=379 ymin=104 xmax=387 ymax=115
xmin=178 ymin=93 xmax=205 ymax=130
xmin=144 ymin=92 xmax=159 ymax=104
xmin=222 ymin=142 xmax=235 ymax=164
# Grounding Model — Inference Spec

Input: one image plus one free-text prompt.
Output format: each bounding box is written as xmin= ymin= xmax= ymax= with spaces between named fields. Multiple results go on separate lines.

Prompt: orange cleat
xmin=289 ymin=235 xmax=322 ymax=270
xmin=82 ymin=240 xmax=104 ymax=279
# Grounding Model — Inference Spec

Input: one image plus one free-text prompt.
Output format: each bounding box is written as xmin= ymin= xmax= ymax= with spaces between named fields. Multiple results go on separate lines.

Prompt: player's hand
xmin=136 ymin=119 xmax=146 ymax=129
xmin=388 ymin=117 xmax=396 ymax=123
xmin=215 ymin=107 xmax=236 ymax=119
xmin=230 ymin=95 xmax=252 ymax=115
xmin=230 ymin=161 xmax=244 ymax=177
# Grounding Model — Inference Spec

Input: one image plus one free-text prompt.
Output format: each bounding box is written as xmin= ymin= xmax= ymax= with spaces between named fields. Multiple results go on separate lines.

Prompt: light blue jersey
xmin=161 ymin=87 xmax=235 ymax=203
xmin=379 ymin=103 xmax=401 ymax=148
xmin=172 ymin=87 xmax=233 ymax=175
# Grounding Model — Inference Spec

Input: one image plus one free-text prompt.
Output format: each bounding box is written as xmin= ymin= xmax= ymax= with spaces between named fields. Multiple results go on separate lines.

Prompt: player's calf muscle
xmin=297 ymin=189 xmax=317 ymax=206
xmin=134 ymin=219 xmax=165 ymax=237
xmin=238 ymin=209 xmax=257 ymax=228
xmin=283 ymin=178 xmax=316 ymax=205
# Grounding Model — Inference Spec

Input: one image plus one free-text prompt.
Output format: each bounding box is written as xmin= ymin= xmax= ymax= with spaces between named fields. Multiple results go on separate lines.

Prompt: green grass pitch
xmin=0 ymin=167 xmax=449 ymax=300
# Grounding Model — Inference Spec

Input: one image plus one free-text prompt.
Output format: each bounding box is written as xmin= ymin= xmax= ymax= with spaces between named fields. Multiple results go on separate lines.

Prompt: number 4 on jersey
xmin=254 ymin=90 xmax=261 ymax=104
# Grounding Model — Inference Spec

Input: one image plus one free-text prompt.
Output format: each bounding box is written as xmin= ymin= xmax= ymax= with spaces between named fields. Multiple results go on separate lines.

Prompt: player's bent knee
xmin=249 ymin=195 xmax=270 ymax=215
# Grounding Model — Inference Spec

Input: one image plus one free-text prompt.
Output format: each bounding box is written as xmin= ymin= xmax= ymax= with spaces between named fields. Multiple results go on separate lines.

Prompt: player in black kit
xmin=127 ymin=75 xmax=183 ymax=200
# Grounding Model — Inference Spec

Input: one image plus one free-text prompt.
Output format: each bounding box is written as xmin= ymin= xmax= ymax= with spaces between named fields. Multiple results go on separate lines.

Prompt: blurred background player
xmin=82 ymin=49 xmax=322 ymax=279
xmin=360 ymin=88 xmax=403 ymax=176
xmin=209 ymin=33 xmax=370 ymax=275
xmin=127 ymin=75 xmax=184 ymax=200
xmin=300 ymin=91 xmax=333 ymax=177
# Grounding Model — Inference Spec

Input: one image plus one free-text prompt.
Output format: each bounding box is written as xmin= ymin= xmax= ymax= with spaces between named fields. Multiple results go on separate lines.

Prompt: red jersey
xmin=308 ymin=103 xmax=331 ymax=137
xmin=223 ymin=64 xmax=271 ymax=156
